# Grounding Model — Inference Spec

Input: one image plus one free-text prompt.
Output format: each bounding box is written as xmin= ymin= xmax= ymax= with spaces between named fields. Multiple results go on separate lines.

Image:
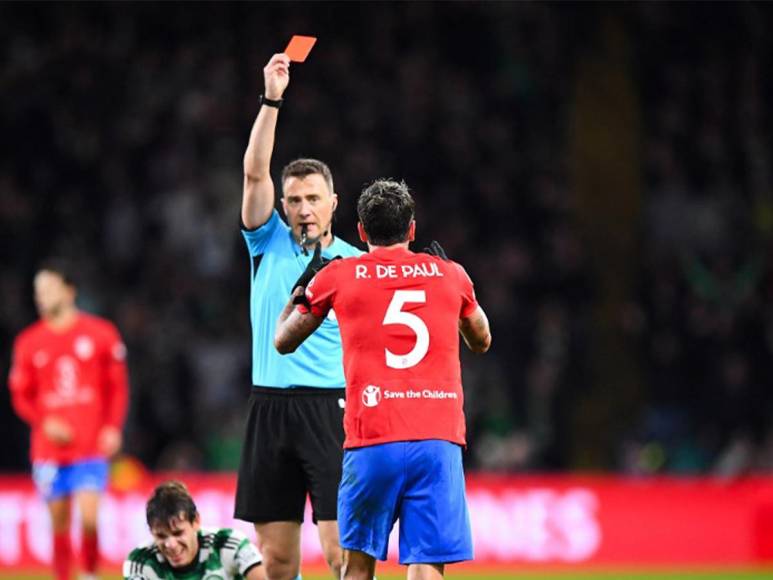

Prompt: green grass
xmin=4 ymin=570 xmax=773 ymax=580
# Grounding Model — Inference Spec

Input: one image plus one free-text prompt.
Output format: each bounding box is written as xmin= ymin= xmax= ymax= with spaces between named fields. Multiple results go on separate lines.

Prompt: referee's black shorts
xmin=235 ymin=386 xmax=345 ymax=524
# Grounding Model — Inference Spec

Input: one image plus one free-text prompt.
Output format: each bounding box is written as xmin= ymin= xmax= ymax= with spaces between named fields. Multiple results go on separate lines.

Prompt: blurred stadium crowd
xmin=1 ymin=2 xmax=772 ymax=475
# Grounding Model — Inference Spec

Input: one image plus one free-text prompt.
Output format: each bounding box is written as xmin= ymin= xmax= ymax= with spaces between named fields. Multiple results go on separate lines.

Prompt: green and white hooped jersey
xmin=123 ymin=527 xmax=262 ymax=580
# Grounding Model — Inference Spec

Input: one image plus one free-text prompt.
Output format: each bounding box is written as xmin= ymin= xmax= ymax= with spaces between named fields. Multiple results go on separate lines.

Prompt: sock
xmin=53 ymin=531 xmax=72 ymax=580
xmin=81 ymin=530 xmax=99 ymax=574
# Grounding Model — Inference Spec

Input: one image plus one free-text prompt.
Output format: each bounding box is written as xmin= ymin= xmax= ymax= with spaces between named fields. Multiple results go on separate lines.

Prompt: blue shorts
xmin=32 ymin=459 xmax=109 ymax=501
xmin=338 ymin=440 xmax=473 ymax=565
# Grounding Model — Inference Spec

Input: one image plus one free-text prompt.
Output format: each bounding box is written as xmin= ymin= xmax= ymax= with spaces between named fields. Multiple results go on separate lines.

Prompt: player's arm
xmin=242 ymin=53 xmax=291 ymax=229
xmin=99 ymin=325 xmax=129 ymax=457
xmin=222 ymin=528 xmax=264 ymax=580
xmin=8 ymin=336 xmax=38 ymax=425
xmin=451 ymin=258 xmax=491 ymax=353
xmin=459 ymin=306 xmax=491 ymax=354
xmin=274 ymin=288 xmax=325 ymax=354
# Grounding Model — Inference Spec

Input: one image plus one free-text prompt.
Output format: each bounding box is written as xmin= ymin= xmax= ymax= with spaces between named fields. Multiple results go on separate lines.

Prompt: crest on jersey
xmin=74 ymin=335 xmax=95 ymax=360
xmin=362 ymin=385 xmax=381 ymax=407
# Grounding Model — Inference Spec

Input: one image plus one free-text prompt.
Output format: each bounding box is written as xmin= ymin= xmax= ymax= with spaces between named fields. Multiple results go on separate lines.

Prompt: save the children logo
xmin=362 ymin=385 xmax=381 ymax=407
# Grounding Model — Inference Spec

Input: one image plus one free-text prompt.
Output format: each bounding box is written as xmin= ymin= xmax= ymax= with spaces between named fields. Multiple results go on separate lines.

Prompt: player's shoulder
xmin=319 ymin=253 xmax=364 ymax=282
xmin=445 ymin=258 xmax=473 ymax=286
xmin=410 ymin=250 xmax=464 ymax=270
xmin=416 ymin=253 xmax=473 ymax=285
xmin=124 ymin=543 xmax=164 ymax=578
xmin=125 ymin=545 xmax=151 ymax=562
xmin=201 ymin=526 xmax=246 ymax=550
xmin=78 ymin=311 xmax=113 ymax=326
xmin=14 ymin=320 xmax=46 ymax=347
xmin=79 ymin=313 xmax=122 ymax=338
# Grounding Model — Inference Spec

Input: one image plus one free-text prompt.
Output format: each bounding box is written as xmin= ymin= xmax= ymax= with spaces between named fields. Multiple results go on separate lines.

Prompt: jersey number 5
xmin=383 ymin=290 xmax=428 ymax=369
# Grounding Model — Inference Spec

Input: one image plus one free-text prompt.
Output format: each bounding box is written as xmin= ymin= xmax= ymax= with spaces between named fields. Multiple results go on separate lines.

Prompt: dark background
xmin=2 ymin=2 xmax=772 ymax=476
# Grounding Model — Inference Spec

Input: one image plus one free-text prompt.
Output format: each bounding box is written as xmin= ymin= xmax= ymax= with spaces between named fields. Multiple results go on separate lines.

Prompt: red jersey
xmin=301 ymin=246 xmax=479 ymax=448
xmin=8 ymin=313 xmax=129 ymax=464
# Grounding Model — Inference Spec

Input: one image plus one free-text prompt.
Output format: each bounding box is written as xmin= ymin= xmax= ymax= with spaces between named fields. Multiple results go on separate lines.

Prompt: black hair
xmin=357 ymin=179 xmax=415 ymax=246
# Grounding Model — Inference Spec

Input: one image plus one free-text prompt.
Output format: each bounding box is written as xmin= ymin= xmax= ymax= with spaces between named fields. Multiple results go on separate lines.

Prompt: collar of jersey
xmin=368 ymin=246 xmax=413 ymax=260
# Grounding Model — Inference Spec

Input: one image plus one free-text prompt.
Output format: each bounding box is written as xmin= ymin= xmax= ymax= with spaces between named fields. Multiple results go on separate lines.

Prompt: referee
xmin=234 ymin=53 xmax=361 ymax=580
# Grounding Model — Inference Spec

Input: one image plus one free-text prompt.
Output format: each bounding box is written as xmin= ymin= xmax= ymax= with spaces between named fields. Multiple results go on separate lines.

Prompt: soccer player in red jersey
xmin=275 ymin=179 xmax=491 ymax=580
xmin=8 ymin=261 xmax=129 ymax=580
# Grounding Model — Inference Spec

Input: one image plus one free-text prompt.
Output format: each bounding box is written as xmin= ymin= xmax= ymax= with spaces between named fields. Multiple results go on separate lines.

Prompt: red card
xmin=285 ymin=35 xmax=317 ymax=63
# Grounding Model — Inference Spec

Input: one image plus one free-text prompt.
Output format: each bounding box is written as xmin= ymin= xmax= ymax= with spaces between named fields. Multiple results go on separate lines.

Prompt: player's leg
xmin=253 ymin=521 xmax=302 ymax=580
xmin=398 ymin=441 xmax=473 ymax=568
xmin=75 ymin=489 xmax=101 ymax=579
xmin=235 ymin=389 xmax=307 ymax=580
xmin=341 ymin=549 xmax=376 ymax=580
xmin=72 ymin=459 xmax=109 ymax=579
xmin=406 ymin=563 xmax=444 ymax=580
xmin=294 ymin=389 xmax=346 ymax=578
xmin=337 ymin=443 xmax=405 ymax=579
xmin=33 ymin=462 xmax=72 ymax=580
xmin=48 ymin=496 xmax=73 ymax=580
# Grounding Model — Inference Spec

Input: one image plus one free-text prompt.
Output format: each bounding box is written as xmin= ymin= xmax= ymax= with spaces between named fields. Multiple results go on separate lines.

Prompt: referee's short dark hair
xmin=357 ymin=179 xmax=415 ymax=246
xmin=281 ymin=158 xmax=334 ymax=194
xmin=146 ymin=481 xmax=198 ymax=528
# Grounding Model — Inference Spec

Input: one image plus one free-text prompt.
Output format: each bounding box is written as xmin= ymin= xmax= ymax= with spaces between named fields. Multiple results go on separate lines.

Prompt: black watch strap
xmin=260 ymin=95 xmax=283 ymax=109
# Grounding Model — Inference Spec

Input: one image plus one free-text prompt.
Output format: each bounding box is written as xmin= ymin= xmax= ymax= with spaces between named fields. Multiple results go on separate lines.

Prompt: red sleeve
xmin=102 ymin=323 xmax=129 ymax=429
xmin=300 ymin=264 xmax=338 ymax=318
xmin=8 ymin=334 xmax=38 ymax=425
xmin=454 ymin=262 xmax=479 ymax=319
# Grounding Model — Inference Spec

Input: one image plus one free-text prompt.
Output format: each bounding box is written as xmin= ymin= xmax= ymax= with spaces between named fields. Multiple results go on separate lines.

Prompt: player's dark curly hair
xmin=357 ymin=179 xmax=415 ymax=246
xmin=146 ymin=480 xmax=198 ymax=528
xmin=281 ymin=158 xmax=334 ymax=194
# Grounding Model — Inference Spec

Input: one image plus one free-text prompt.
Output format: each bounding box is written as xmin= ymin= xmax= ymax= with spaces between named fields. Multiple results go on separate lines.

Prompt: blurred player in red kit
xmin=8 ymin=261 xmax=129 ymax=580
xmin=275 ymin=179 xmax=491 ymax=580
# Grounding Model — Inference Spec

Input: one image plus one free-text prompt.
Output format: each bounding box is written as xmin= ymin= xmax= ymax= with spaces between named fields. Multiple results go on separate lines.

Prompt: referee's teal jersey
xmin=242 ymin=210 xmax=362 ymax=388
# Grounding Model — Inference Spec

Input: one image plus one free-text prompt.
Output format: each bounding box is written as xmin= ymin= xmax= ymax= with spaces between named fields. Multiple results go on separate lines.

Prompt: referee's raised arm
xmin=242 ymin=53 xmax=290 ymax=229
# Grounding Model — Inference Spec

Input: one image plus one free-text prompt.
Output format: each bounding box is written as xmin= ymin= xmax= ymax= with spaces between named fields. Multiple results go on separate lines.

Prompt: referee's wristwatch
xmin=260 ymin=94 xmax=283 ymax=109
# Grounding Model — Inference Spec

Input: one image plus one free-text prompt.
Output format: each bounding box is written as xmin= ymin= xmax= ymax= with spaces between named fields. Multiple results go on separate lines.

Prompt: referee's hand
xmin=264 ymin=53 xmax=290 ymax=101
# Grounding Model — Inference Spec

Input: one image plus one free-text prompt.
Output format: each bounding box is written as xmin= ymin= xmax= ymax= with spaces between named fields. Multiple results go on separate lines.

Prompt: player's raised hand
xmin=264 ymin=53 xmax=290 ymax=100
xmin=293 ymin=242 xmax=340 ymax=293
xmin=423 ymin=240 xmax=449 ymax=261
